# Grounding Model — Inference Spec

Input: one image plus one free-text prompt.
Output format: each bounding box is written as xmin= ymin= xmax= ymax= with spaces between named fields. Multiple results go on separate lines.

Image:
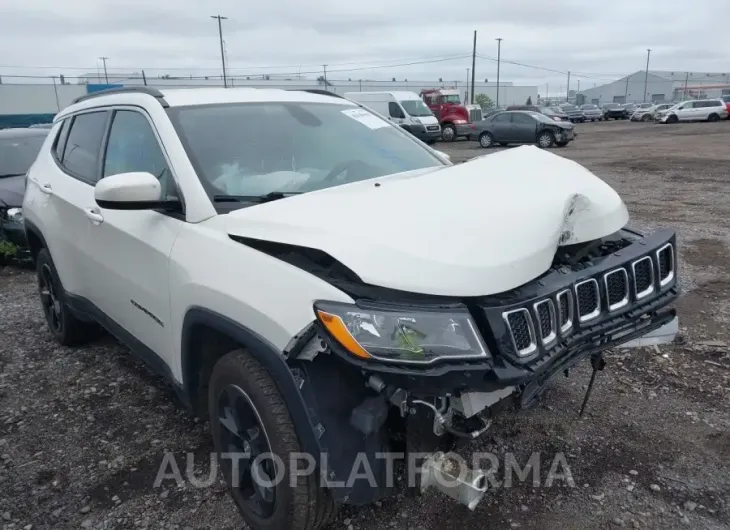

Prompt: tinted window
xmin=512 ymin=113 xmax=535 ymax=125
xmin=388 ymin=102 xmax=404 ymax=118
xmin=0 ymin=134 xmax=47 ymax=177
xmin=54 ymin=119 xmax=71 ymax=160
xmin=168 ymin=102 xmax=443 ymax=203
xmin=62 ymin=111 xmax=108 ymax=181
xmin=492 ymin=113 xmax=511 ymax=123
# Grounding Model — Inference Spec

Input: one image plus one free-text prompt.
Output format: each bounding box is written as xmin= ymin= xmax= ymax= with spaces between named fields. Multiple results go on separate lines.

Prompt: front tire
xmin=441 ymin=123 xmax=456 ymax=142
xmin=537 ymin=130 xmax=555 ymax=148
xmin=479 ymin=132 xmax=494 ymax=148
xmin=36 ymin=248 xmax=101 ymax=346
xmin=642 ymin=114 xmax=652 ymax=122
xmin=209 ymin=350 xmax=336 ymax=530
xmin=667 ymin=114 xmax=679 ymax=123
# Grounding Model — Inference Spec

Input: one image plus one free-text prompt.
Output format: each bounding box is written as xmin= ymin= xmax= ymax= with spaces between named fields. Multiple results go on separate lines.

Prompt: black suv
xmin=602 ymin=103 xmax=628 ymax=120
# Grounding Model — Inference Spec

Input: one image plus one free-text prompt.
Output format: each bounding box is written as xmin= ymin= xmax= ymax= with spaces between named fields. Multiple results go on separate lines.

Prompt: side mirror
xmin=95 ymin=172 xmax=164 ymax=210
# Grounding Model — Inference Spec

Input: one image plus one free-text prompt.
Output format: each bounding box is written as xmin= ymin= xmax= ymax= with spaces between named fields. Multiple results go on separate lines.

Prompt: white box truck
xmin=343 ymin=91 xmax=442 ymax=144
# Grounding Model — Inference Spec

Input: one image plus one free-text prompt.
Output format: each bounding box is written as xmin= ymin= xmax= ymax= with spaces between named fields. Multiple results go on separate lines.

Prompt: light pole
xmin=495 ymin=38 xmax=502 ymax=108
xmin=465 ymin=68 xmax=470 ymax=102
xmin=98 ymin=56 xmax=109 ymax=84
xmin=643 ymin=48 xmax=651 ymax=102
xmin=211 ymin=15 xmax=228 ymax=88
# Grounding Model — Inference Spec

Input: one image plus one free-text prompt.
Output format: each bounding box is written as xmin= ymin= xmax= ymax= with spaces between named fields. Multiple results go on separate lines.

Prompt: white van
xmin=343 ymin=91 xmax=441 ymax=143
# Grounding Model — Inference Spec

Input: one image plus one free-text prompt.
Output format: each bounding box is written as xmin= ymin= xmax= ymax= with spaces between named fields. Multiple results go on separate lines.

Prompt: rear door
xmin=30 ymin=110 xmax=110 ymax=298
xmin=489 ymin=112 xmax=512 ymax=142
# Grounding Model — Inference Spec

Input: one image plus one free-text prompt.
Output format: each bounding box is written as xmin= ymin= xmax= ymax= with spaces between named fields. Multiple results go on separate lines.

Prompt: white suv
xmin=22 ymin=87 xmax=680 ymax=530
xmin=656 ymin=99 xmax=728 ymax=123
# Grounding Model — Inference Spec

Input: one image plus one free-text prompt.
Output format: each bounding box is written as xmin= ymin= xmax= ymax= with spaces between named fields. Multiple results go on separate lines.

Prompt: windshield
xmin=604 ymin=103 xmax=620 ymax=109
xmin=400 ymin=99 xmax=434 ymax=117
xmin=442 ymin=95 xmax=461 ymax=104
xmin=540 ymin=107 xmax=558 ymax=115
xmin=528 ymin=112 xmax=558 ymax=124
xmin=168 ymin=102 xmax=444 ymax=204
xmin=561 ymin=105 xmax=578 ymax=111
xmin=0 ymin=134 xmax=46 ymax=177
xmin=580 ymin=104 xmax=598 ymax=110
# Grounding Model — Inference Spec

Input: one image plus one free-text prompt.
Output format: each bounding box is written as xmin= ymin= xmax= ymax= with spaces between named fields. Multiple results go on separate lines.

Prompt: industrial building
xmin=0 ymin=73 xmax=538 ymax=128
xmin=578 ymin=71 xmax=675 ymax=105
xmin=578 ymin=70 xmax=730 ymax=105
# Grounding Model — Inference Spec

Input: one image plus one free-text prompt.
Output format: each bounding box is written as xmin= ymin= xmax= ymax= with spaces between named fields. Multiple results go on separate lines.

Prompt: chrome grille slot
xmin=533 ymin=300 xmax=556 ymax=345
xmin=656 ymin=243 xmax=675 ymax=286
xmin=502 ymin=308 xmax=537 ymax=356
xmin=604 ymin=268 xmax=629 ymax=311
xmin=556 ymin=289 xmax=573 ymax=333
xmin=632 ymin=256 xmax=654 ymax=299
xmin=575 ymin=279 xmax=600 ymax=322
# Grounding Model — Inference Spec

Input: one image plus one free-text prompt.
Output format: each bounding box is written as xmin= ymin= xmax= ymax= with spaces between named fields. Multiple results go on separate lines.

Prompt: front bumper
xmin=456 ymin=123 xmax=475 ymax=138
xmin=411 ymin=125 xmax=442 ymax=142
xmin=323 ymin=228 xmax=679 ymax=398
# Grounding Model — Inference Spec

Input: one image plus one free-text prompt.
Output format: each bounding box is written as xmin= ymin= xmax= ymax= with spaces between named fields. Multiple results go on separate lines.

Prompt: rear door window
xmin=61 ymin=111 xmax=109 ymax=183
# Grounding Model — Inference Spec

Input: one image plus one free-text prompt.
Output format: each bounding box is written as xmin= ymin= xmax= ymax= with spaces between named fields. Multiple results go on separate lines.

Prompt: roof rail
xmin=291 ymin=89 xmax=344 ymax=99
xmin=72 ymin=86 xmax=169 ymax=107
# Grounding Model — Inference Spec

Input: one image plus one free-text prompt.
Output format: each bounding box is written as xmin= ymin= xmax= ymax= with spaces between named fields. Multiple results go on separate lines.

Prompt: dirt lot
xmin=1 ymin=119 xmax=729 ymax=529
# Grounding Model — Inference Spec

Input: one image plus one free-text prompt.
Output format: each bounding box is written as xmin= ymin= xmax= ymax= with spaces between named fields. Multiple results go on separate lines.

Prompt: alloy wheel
xmin=39 ymin=264 xmax=63 ymax=334
xmin=217 ymin=384 xmax=278 ymax=518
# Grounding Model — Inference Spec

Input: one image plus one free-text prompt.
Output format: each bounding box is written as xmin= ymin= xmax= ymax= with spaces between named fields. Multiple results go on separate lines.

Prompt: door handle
xmin=39 ymin=183 xmax=53 ymax=195
xmin=84 ymin=207 xmax=104 ymax=223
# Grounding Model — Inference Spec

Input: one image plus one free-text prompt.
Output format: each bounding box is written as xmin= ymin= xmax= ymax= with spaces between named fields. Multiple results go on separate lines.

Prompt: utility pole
xmin=98 ymin=57 xmax=109 ymax=84
xmin=141 ymin=70 xmax=147 ymax=86
xmin=624 ymin=76 xmax=629 ymax=101
xmin=566 ymin=71 xmax=570 ymax=102
xmin=495 ymin=38 xmax=503 ymax=108
xmin=683 ymin=72 xmax=689 ymax=101
xmin=470 ymin=30 xmax=477 ymax=104
xmin=323 ymin=64 xmax=328 ymax=85
xmin=465 ymin=68 xmax=470 ymax=102
xmin=210 ymin=15 xmax=228 ymax=88
xmin=643 ymin=48 xmax=651 ymax=102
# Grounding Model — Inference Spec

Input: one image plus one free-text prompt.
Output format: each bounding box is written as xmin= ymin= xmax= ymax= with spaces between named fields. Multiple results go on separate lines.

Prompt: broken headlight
xmin=6 ymin=208 xmax=23 ymax=223
xmin=315 ymin=301 xmax=489 ymax=364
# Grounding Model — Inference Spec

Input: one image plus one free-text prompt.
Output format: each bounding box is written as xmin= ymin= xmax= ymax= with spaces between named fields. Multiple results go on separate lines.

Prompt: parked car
xmin=579 ymin=104 xmax=603 ymax=121
xmin=22 ymin=86 xmax=680 ymax=530
xmin=720 ymin=95 xmax=730 ymax=118
xmin=655 ymin=99 xmax=728 ymax=123
xmin=602 ymin=103 xmax=628 ymax=120
xmin=505 ymin=105 xmax=570 ymax=122
xmin=622 ymin=103 xmax=637 ymax=116
xmin=0 ymin=127 xmax=49 ymax=255
xmin=630 ymin=103 xmax=674 ymax=122
xmin=483 ymin=109 xmax=504 ymax=119
xmin=29 ymin=123 xmax=54 ymax=129
xmin=559 ymin=104 xmax=586 ymax=123
xmin=470 ymin=110 xmax=575 ymax=148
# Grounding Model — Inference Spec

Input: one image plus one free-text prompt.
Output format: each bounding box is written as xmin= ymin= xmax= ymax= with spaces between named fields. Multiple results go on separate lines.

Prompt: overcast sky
xmin=0 ymin=0 xmax=726 ymax=94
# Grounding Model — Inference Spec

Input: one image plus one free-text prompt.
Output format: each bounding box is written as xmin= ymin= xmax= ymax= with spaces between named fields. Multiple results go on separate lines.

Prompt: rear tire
xmin=708 ymin=113 xmax=720 ymax=122
xmin=537 ymin=130 xmax=555 ymax=148
xmin=209 ymin=350 xmax=336 ymax=530
xmin=36 ymin=248 xmax=102 ymax=346
xmin=479 ymin=132 xmax=494 ymax=148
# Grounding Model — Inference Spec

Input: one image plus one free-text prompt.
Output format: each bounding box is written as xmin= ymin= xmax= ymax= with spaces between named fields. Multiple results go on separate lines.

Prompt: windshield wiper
xmin=213 ymin=191 xmax=303 ymax=204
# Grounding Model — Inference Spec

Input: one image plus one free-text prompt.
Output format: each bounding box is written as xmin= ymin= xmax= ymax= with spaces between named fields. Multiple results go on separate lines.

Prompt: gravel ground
xmin=1 ymin=119 xmax=729 ymax=529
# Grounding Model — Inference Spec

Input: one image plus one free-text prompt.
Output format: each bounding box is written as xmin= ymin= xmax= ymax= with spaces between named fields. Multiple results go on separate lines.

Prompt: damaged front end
xmin=278 ymin=226 xmax=679 ymax=510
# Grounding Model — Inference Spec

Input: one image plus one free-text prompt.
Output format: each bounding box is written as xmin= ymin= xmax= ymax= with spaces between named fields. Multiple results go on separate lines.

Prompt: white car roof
xmin=57 ymin=87 xmax=356 ymax=119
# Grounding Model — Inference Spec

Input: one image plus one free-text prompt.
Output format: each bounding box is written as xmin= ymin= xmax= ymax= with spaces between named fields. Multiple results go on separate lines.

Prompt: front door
xmin=84 ymin=108 xmax=183 ymax=366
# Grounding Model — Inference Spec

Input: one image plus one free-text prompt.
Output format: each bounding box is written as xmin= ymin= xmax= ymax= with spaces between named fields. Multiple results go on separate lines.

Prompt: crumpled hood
xmin=225 ymin=146 xmax=629 ymax=296
xmin=0 ymin=176 xmax=25 ymax=208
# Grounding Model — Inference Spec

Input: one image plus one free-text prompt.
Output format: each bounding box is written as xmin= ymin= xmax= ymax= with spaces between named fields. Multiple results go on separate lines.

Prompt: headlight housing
xmin=6 ymin=208 xmax=23 ymax=223
xmin=315 ymin=301 xmax=489 ymax=364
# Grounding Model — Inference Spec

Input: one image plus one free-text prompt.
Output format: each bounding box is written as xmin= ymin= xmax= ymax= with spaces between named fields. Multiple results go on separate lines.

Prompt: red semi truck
xmin=419 ymin=88 xmax=483 ymax=141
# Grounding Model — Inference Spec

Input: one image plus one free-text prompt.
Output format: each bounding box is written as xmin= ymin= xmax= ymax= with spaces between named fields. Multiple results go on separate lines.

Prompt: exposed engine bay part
xmin=420 ymin=451 xmax=488 ymax=510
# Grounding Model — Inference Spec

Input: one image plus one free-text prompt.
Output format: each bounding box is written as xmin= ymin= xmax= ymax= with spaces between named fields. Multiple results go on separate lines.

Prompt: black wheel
xmin=537 ymin=130 xmax=555 ymax=148
xmin=642 ymin=114 xmax=652 ymax=122
xmin=36 ymin=248 xmax=101 ymax=346
xmin=667 ymin=114 xmax=679 ymax=123
xmin=708 ymin=113 xmax=720 ymax=122
xmin=209 ymin=350 xmax=336 ymax=530
xmin=479 ymin=132 xmax=494 ymax=148
xmin=441 ymin=123 xmax=456 ymax=142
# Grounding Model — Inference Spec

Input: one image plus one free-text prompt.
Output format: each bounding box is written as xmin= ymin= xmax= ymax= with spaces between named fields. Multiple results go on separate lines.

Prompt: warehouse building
xmin=578 ymin=71 xmax=675 ymax=105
